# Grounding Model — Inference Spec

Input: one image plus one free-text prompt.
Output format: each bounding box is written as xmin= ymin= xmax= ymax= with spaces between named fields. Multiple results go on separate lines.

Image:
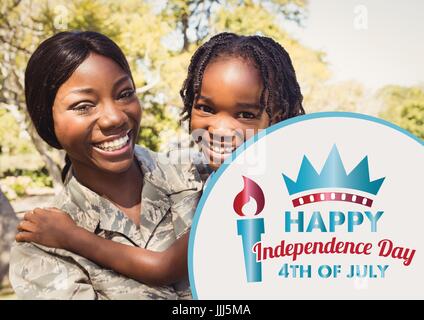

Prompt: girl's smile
xmin=181 ymin=33 xmax=304 ymax=172
xmin=190 ymin=57 xmax=269 ymax=170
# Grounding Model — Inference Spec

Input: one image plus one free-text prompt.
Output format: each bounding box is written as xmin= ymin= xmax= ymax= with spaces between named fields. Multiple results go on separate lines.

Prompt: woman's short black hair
xmin=25 ymin=31 xmax=134 ymax=149
xmin=180 ymin=32 xmax=305 ymax=124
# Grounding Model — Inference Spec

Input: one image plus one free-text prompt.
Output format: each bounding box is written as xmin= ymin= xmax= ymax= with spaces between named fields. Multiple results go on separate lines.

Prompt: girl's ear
xmin=270 ymin=110 xmax=284 ymax=125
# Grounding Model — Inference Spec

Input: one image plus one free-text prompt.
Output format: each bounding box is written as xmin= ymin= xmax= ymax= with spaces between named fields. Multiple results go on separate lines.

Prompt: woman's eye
xmin=238 ymin=111 xmax=256 ymax=119
xmin=118 ymin=89 xmax=135 ymax=100
xmin=195 ymin=104 xmax=215 ymax=114
xmin=72 ymin=104 xmax=93 ymax=114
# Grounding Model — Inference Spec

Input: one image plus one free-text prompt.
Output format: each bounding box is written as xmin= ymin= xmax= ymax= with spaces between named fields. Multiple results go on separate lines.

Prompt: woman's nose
xmin=97 ymin=102 xmax=128 ymax=132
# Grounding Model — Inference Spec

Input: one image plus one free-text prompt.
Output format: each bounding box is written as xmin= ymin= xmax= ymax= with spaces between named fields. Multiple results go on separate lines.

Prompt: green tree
xmin=378 ymin=85 xmax=424 ymax=140
xmin=397 ymin=102 xmax=424 ymax=140
xmin=1 ymin=0 xmax=65 ymax=189
xmin=1 ymin=0 xmax=328 ymax=191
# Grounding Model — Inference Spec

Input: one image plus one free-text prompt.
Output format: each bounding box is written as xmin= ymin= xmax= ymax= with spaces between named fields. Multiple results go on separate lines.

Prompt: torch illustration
xmin=233 ymin=176 xmax=266 ymax=282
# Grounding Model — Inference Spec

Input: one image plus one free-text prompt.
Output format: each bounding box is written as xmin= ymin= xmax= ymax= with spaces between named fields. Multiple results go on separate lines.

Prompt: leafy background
xmin=0 ymin=0 xmax=423 ymax=297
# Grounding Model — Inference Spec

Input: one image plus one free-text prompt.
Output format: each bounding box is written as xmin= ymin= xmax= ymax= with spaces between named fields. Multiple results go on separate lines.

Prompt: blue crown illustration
xmin=282 ymin=145 xmax=385 ymax=196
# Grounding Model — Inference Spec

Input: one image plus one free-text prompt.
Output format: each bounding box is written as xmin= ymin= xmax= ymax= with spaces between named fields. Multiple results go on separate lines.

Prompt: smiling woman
xmin=53 ymin=54 xmax=139 ymax=173
xmin=50 ymin=53 xmax=143 ymax=225
xmin=9 ymin=31 xmax=202 ymax=300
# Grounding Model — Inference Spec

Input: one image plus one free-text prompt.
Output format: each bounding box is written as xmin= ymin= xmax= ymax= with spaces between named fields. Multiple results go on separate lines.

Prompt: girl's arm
xmin=16 ymin=208 xmax=188 ymax=286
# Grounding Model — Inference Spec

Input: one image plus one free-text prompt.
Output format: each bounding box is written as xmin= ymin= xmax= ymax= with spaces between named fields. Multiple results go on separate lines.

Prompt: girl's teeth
xmin=210 ymin=146 xmax=235 ymax=154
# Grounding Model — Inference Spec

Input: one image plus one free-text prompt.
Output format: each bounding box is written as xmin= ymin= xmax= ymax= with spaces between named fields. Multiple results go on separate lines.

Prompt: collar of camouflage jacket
xmin=60 ymin=145 xmax=200 ymax=247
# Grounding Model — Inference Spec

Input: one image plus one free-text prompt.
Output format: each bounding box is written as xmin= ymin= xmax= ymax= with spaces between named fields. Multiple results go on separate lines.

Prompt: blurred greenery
xmin=378 ymin=85 xmax=424 ymax=140
xmin=0 ymin=0 xmax=423 ymax=201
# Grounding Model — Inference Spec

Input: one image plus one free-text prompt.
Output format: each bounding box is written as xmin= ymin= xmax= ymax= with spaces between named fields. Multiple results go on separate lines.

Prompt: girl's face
xmin=52 ymin=53 xmax=141 ymax=175
xmin=190 ymin=57 xmax=270 ymax=171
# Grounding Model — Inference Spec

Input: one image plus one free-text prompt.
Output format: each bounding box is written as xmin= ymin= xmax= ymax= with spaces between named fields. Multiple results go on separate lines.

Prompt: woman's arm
xmin=10 ymin=241 xmax=97 ymax=299
xmin=16 ymin=208 xmax=188 ymax=286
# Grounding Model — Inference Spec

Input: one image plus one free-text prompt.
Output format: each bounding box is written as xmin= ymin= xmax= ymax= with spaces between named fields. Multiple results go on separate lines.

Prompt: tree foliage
xmin=1 ymin=0 xmax=422 ymax=198
xmin=378 ymin=85 xmax=424 ymax=140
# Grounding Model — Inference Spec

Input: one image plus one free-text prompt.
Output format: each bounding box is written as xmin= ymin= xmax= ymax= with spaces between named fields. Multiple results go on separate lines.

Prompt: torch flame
xmin=233 ymin=176 xmax=265 ymax=216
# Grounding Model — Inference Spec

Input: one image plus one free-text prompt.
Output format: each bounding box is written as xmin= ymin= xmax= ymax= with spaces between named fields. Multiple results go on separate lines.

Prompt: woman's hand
xmin=16 ymin=207 xmax=77 ymax=250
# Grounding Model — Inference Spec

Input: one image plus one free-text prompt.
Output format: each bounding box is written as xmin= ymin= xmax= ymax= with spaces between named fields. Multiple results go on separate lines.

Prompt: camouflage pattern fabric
xmin=9 ymin=146 xmax=202 ymax=300
xmin=0 ymin=188 xmax=18 ymax=285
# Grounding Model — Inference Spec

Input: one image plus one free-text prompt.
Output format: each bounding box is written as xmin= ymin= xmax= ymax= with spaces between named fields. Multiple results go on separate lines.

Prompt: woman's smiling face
xmin=190 ymin=57 xmax=270 ymax=171
xmin=52 ymin=53 xmax=141 ymax=175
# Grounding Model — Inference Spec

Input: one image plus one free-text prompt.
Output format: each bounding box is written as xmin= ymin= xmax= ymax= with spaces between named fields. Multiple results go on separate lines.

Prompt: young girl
xmin=16 ymin=32 xmax=304 ymax=290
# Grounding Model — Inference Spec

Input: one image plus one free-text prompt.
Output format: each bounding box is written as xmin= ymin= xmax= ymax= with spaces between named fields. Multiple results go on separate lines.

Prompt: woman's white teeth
xmin=95 ymin=134 xmax=129 ymax=151
xmin=211 ymin=146 xmax=235 ymax=154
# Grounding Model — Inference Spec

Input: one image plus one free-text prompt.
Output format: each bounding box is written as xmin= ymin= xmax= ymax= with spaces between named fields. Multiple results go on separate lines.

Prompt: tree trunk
xmin=181 ymin=12 xmax=189 ymax=51
xmin=24 ymin=112 xmax=63 ymax=190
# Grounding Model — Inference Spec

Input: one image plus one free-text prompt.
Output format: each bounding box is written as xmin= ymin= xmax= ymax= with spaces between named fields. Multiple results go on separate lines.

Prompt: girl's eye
xmin=195 ymin=104 xmax=215 ymax=114
xmin=71 ymin=103 xmax=93 ymax=114
xmin=237 ymin=111 xmax=256 ymax=119
xmin=118 ymin=89 xmax=135 ymax=100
